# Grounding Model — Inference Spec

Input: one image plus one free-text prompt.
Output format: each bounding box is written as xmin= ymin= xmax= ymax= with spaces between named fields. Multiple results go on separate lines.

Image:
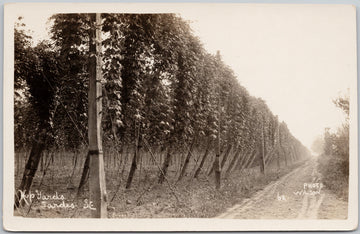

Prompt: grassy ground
xmin=317 ymin=154 xmax=349 ymax=201
xmin=14 ymin=151 xmax=305 ymax=218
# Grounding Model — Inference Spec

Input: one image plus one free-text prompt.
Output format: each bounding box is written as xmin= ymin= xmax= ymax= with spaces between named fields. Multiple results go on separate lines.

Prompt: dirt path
xmin=217 ymin=158 xmax=348 ymax=219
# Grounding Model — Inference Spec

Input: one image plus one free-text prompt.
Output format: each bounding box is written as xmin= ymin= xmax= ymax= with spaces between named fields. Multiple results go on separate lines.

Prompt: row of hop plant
xmin=14 ymin=13 xmax=310 ymax=195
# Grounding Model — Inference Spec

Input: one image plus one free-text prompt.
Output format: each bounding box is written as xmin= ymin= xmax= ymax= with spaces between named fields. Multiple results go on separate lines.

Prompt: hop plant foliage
xmin=15 ymin=13 xmax=309 ymax=164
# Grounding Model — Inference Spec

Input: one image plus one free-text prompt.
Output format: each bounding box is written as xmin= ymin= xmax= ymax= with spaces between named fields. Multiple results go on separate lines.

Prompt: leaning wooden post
xmin=214 ymin=109 xmax=221 ymax=190
xmin=88 ymin=13 xmax=107 ymax=218
xmin=214 ymin=106 xmax=221 ymax=189
xmin=259 ymin=117 xmax=266 ymax=175
xmin=276 ymin=120 xmax=281 ymax=170
xmin=214 ymin=51 xmax=221 ymax=190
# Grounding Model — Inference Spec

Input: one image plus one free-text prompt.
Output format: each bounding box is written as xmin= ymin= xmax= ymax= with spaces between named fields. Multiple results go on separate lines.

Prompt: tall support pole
xmin=276 ymin=122 xmax=281 ymax=170
xmin=214 ymin=51 xmax=221 ymax=190
xmin=259 ymin=118 xmax=266 ymax=175
xmin=88 ymin=13 xmax=107 ymax=218
xmin=214 ymin=101 xmax=221 ymax=190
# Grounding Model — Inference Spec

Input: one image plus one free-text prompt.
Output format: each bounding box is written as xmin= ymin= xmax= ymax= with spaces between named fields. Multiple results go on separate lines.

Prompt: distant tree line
xmin=318 ymin=94 xmax=349 ymax=199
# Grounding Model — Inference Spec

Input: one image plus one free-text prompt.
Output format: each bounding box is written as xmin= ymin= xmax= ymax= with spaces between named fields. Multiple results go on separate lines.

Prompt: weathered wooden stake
xmin=88 ymin=13 xmax=107 ymax=218
xmin=276 ymin=122 xmax=281 ymax=170
xmin=214 ymin=84 xmax=221 ymax=190
xmin=193 ymin=142 xmax=211 ymax=179
xmin=259 ymin=119 xmax=266 ymax=175
xmin=126 ymin=121 xmax=140 ymax=189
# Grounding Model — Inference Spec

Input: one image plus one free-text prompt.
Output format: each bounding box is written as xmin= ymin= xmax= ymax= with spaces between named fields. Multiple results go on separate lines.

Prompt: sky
xmin=17 ymin=4 xmax=356 ymax=149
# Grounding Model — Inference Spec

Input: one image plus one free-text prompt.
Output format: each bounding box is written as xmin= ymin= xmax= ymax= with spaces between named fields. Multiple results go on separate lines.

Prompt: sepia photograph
xmin=3 ymin=2 xmax=358 ymax=231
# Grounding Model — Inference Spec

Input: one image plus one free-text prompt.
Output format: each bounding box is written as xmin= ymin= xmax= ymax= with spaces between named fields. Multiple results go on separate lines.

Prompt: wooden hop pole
xmin=276 ymin=119 xmax=281 ymax=170
xmin=88 ymin=13 xmax=107 ymax=218
xmin=214 ymin=51 xmax=222 ymax=190
xmin=259 ymin=118 xmax=266 ymax=175
xmin=214 ymin=108 xmax=221 ymax=190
